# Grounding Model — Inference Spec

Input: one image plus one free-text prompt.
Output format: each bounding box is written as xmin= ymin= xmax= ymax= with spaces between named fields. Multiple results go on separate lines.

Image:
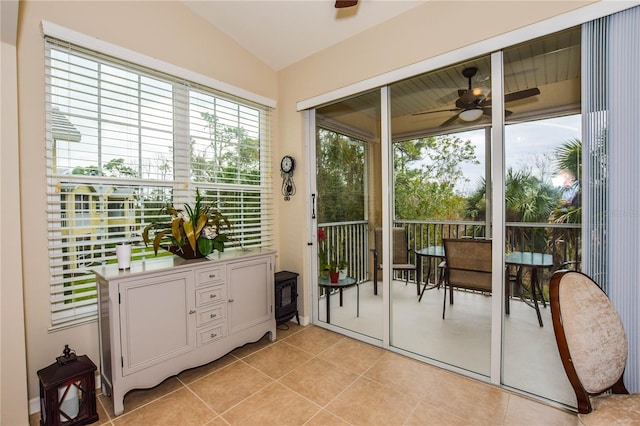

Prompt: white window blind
xmin=45 ymin=37 xmax=274 ymax=329
xmin=582 ymin=18 xmax=608 ymax=290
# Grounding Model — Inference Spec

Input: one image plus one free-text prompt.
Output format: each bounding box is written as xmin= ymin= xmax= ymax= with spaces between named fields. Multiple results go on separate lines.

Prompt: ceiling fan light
xmin=459 ymin=108 xmax=483 ymax=122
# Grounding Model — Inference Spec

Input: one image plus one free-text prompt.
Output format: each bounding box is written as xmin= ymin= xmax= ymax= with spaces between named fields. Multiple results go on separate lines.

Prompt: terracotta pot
xmin=329 ymin=271 xmax=340 ymax=283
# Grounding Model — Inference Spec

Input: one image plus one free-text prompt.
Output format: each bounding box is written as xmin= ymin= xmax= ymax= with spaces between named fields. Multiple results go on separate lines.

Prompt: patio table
xmin=505 ymin=251 xmax=554 ymax=327
xmin=414 ymin=245 xmax=553 ymax=326
xmin=415 ymin=246 xmax=445 ymax=302
xmin=318 ymin=276 xmax=358 ymax=324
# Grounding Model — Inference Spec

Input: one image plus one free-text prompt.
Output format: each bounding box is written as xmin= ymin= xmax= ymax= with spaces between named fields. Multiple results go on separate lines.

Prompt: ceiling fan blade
xmin=412 ymin=108 xmax=460 ymax=116
xmin=439 ymin=113 xmax=461 ymax=128
xmin=481 ymin=107 xmax=513 ymax=117
xmin=483 ymin=87 xmax=540 ymax=107
xmin=504 ymin=87 xmax=540 ymax=103
xmin=335 ymin=0 xmax=358 ymax=8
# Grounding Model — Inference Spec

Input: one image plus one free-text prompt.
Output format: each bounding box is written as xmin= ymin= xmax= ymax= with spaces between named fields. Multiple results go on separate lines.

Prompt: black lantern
xmin=37 ymin=345 xmax=98 ymax=426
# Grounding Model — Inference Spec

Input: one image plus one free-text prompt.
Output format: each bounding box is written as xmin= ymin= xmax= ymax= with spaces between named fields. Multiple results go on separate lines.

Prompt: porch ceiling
xmin=316 ymin=27 xmax=581 ymax=140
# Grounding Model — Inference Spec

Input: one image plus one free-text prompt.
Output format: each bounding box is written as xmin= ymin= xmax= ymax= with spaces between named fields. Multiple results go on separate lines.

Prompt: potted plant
xmin=318 ymin=229 xmax=329 ymax=278
xmin=327 ymin=260 xmax=340 ymax=283
xmin=338 ymin=260 xmax=349 ymax=279
xmin=142 ymin=189 xmax=231 ymax=259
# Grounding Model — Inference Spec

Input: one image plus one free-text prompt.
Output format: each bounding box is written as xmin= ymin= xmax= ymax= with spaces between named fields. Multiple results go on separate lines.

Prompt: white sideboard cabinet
xmin=94 ymin=249 xmax=276 ymax=416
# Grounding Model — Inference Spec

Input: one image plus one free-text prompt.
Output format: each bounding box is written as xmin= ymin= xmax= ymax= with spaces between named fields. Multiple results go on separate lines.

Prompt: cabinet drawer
xmin=197 ymin=324 xmax=226 ymax=347
xmin=195 ymin=285 xmax=225 ymax=307
xmin=196 ymin=304 xmax=226 ymax=328
xmin=197 ymin=266 xmax=225 ymax=287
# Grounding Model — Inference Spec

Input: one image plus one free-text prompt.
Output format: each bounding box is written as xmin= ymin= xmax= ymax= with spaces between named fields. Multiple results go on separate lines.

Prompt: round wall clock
xmin=281 ymin=155 xmax=295 ymax=174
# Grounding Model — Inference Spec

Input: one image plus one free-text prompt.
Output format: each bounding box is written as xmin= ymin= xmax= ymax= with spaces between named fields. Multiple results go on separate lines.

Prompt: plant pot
xmin=339 ymin=269 xmax=347 ymax=280
xmin=167 ymin=244 xmax=205 ymax=259
xmin=329 ymin=271 xmax=340 ymax=283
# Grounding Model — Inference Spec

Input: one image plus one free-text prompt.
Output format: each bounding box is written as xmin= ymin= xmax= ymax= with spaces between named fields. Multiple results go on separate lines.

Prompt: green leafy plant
xmin=142 ymin=189 xmax=231 ymax=257
xmin=317 ymin=228 xmax=348 ymax=273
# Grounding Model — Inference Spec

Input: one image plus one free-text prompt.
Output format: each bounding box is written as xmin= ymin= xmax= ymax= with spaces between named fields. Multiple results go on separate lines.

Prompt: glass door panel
xmin=310 ymin=24 xmax=584 ymax=407
xmin=501 ymin=28 xmax=582 ymax=406
xmin=388 ymin=57 xmax=493 ymax=375
xmin=315 ymin=89 xmax=382 ymax=340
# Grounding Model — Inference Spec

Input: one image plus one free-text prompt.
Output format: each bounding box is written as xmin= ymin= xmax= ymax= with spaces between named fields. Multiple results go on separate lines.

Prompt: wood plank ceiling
xmin=316 ymin=27 xmax=581 ymax=141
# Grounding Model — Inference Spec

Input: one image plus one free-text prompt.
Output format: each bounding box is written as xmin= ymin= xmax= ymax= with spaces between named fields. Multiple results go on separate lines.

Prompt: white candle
xmin=58 ymin=384 xmax=79 ymax=421
xmin=116 ymin=243 xmax=131 ymax=269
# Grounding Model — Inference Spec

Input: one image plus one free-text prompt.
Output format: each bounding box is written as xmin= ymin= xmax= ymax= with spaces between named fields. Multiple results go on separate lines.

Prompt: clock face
xmin=281 ymin=156 xmax=294 ymax=173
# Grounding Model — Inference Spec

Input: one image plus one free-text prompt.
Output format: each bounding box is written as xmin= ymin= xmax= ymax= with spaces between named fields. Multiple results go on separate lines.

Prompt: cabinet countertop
xmin=93 ymin=247 xmax=276 ymax=280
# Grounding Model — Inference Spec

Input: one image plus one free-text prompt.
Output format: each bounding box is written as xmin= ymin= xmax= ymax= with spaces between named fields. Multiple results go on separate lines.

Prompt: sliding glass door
xmin=388 ymin=57 xmax=493 ymax=376
xmin=311 ymin=26 xmax=584 ymax=406
xmin=501 ymin=28 xmax=582 ymax=406
xmin=315 ymin=89 xmax=383 ymax=340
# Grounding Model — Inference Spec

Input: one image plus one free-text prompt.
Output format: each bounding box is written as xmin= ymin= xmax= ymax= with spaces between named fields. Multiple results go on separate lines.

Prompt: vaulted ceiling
xmin=181 ymin=0 xmax=428 ymax=71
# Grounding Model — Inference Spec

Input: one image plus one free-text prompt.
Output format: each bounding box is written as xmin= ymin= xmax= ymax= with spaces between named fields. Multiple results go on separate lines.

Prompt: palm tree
xmin=550 ymin=138 xmax=582 ymax=270
xmin=555 ymin=137 xmax=581 ymax=181
xmin=464 ymin=168 xmax=558 ymax=251
xmin=551 ymin=138 xmax=581 ymax=224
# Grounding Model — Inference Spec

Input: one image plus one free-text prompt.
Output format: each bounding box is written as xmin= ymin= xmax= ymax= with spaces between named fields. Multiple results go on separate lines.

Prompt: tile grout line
xmin=286 ymin=334 xmax=359 ymax=425
xmin=182 ymin=379 xmax=231 ymax=425
xmin=273 ymin=328 xmax=359 ymax=424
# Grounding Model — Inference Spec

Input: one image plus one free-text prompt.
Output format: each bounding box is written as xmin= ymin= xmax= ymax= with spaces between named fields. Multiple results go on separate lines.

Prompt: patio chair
xmin=442 ymin=238 xmax=492 ymax=319
xmin=371 ymin=227 xmax=416 ymax=296
xmin=549 ymin=270 xmax=640 ymax=423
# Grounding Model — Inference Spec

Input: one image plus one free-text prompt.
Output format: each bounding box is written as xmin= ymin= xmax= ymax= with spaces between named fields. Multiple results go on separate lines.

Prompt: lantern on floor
xmin=37 ymin=345 xmax=98 ymax=426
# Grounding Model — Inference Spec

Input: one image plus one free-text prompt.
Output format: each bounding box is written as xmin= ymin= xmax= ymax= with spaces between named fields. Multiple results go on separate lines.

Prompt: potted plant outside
xmin=142 ymin=189 xmax=231 ymax=259
xmin=318 ymin=229 xmax=329 ymax=278
xmin=327 ymin=261 xmax=340 ymax=283
xmin=338 ymin=260 xmax=349 ymax=280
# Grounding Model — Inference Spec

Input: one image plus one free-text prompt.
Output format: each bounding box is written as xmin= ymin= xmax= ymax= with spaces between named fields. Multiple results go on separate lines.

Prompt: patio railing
xmin=318 ymin=220 xmax=581 ymax=292
xmin=318 ymin=220 xmax=369 ymax=283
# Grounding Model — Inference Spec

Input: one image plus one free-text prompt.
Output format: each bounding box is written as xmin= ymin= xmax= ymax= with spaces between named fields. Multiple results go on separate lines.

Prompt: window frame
xmin=44 ymin=35 xmax=274 ymax=330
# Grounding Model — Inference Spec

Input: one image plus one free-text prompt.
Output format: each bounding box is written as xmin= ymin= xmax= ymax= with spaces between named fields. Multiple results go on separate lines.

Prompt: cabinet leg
xmin=113 ymin=391 xmax=125 ymax=416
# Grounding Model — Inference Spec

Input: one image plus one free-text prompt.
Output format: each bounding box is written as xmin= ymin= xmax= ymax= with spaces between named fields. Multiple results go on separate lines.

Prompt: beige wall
xmin=7 ymin=0 xmax=601 ymax=416
xmin=2 ymin=0 xmax=29 ymax=424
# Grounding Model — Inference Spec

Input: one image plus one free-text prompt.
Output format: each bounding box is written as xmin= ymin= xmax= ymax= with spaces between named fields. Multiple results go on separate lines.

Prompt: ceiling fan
xmin=335 ymin=0 xmax=358 ymax=8
xmin=412 ymin=67 xmax=541 ymax=127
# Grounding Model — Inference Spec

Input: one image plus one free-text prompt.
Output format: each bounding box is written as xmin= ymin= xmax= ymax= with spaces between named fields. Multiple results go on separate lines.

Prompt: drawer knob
xmin=189 ymin=310 xmax=196 ymax=315
xmin=210 ymin=313 xmax=217 ymax=319
xmin=228 ymin=299 xmax=234 ymax=303
xmin=210 ymin=294 xmax=217 ymax=299
xmin=210 ymin=333 xmax=217 ymax=338
xmin=209 ymin=274 xmax=216 ymax=278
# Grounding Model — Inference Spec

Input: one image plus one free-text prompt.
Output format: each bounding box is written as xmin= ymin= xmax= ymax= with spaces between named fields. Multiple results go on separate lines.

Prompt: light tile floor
xmin=319 ymin=280 xmax=576 ymax=406
xmin=30 ymin=324 xmax=579 ymax=426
